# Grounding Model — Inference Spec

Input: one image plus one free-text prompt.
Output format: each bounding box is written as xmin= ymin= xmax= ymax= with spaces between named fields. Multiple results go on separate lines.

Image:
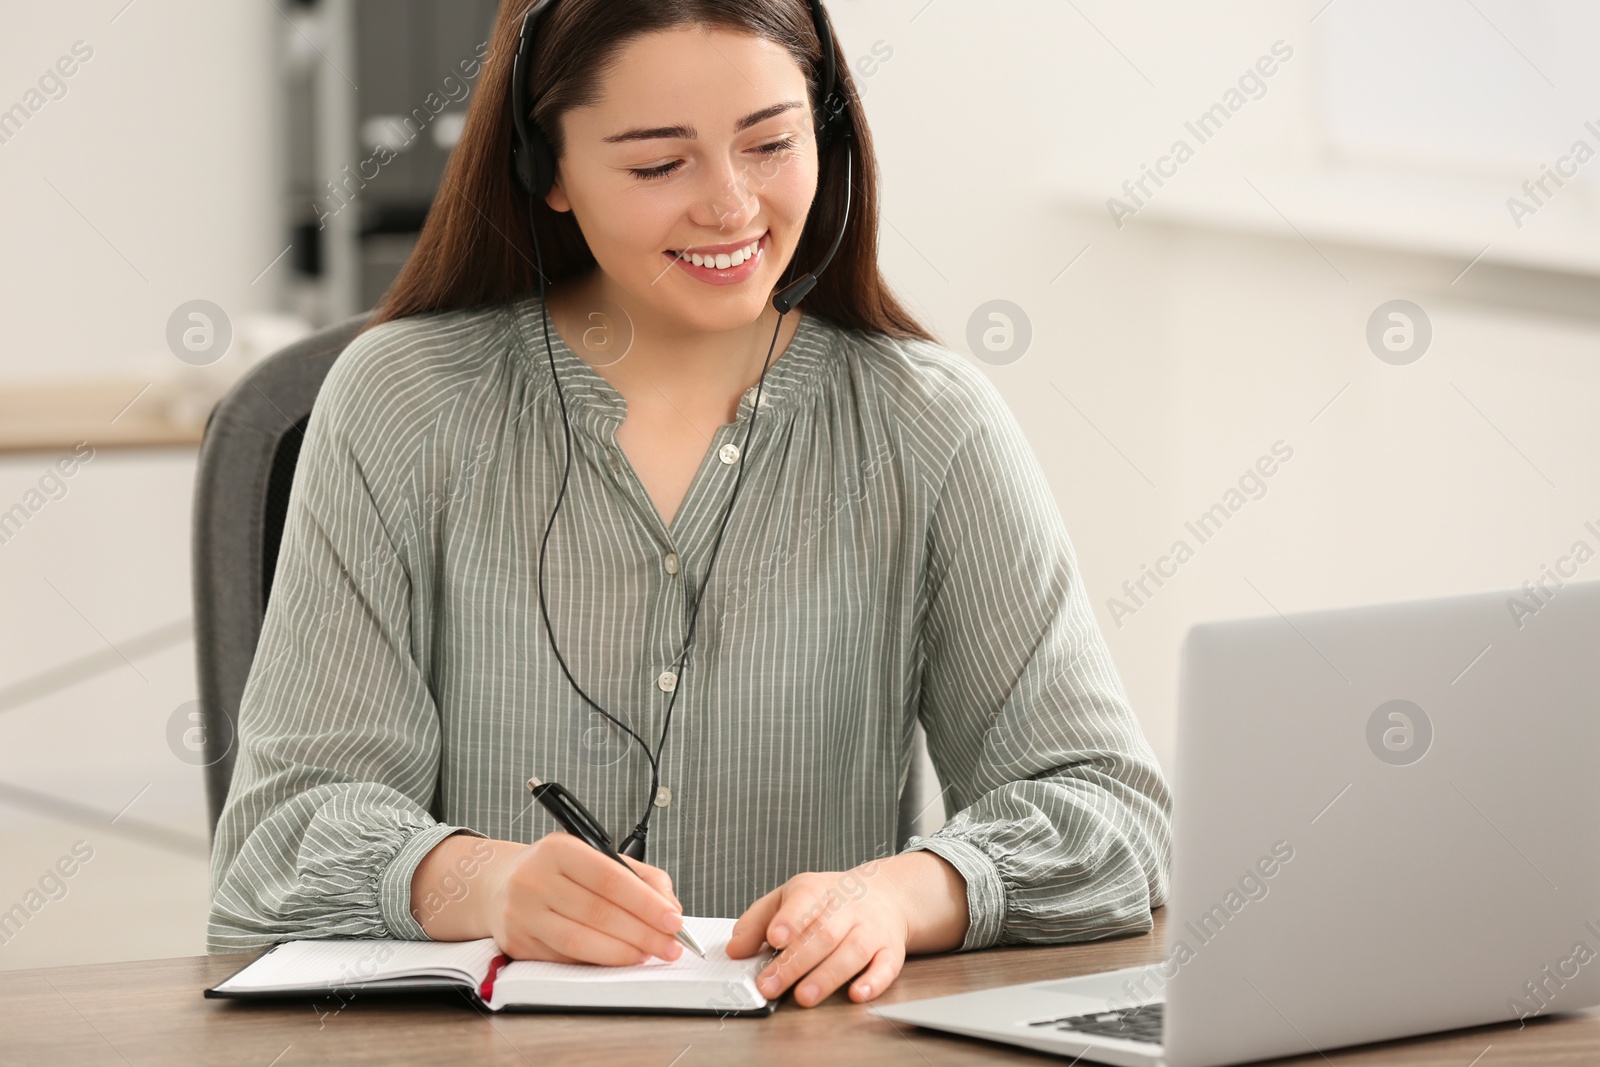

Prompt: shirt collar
xmin=509 ymin=293 xmax=834 ymax=433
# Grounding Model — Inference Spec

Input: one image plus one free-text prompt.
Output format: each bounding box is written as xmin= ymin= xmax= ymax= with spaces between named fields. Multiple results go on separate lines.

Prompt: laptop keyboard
xmin=1027 ymin=1002 xmax=1165 ymax=1045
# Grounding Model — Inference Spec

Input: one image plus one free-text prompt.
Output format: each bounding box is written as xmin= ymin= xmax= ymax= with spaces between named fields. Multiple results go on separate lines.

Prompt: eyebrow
xmin=601 ymin=101 xmax=805 ymax=144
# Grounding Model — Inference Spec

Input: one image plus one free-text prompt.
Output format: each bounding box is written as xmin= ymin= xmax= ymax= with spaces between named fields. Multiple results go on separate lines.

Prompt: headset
xmin=508 ymin=0 xmax=855 ymax=860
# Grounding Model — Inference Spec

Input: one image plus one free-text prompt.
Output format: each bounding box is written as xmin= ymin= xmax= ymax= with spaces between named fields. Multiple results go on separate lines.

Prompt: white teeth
xmin=683 ymin=239 xmax=760 ymax=270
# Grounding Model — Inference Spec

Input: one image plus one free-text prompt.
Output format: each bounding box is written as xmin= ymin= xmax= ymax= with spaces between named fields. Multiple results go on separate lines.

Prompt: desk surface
xmin=4 ymin=910 xmax=1599 ymax=1066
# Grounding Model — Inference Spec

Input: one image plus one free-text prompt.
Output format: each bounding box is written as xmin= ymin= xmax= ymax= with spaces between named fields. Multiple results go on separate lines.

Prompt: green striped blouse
xmin=206 ymin=293 xmax=1173 ymax=955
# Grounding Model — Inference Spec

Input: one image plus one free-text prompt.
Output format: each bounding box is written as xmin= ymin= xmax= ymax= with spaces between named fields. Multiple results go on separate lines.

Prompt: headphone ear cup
xmin=510 ymin=129 xmax=556 ymax=199
xmin=814 ymin=94 xmax=849 ymax=155
xmin=510 ymin=139 xmax=535 ymax=195
xmin=529 ymin=133 xmax=556 ymax=199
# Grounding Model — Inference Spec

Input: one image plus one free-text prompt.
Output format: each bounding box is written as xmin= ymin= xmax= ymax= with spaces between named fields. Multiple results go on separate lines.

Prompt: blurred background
xmin=2 ymin=0 xmax=1597 ymax=970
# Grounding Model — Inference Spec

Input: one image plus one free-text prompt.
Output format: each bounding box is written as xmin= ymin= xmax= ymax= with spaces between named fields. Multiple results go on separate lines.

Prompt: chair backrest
xmin=192 ymin=314 xmax=370 ymax=839
xmin=192 ymin=313 xmax=927 ymax=850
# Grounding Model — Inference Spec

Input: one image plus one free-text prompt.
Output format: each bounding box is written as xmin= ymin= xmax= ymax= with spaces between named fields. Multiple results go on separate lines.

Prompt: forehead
xmin=574 ymin=26 xmax=811 ymax=136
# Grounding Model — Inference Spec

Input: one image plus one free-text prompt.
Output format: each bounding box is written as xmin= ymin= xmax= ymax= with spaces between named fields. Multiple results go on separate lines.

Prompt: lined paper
xmin=213 ymin=936 xmax=500 ymax=993
xmin=498 ymin=916 xmax=766 ymax=985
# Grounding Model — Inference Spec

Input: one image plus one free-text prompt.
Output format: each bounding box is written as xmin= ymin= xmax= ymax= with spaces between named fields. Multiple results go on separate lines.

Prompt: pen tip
xmin=677 ymin=929 xmax=708 ymax=959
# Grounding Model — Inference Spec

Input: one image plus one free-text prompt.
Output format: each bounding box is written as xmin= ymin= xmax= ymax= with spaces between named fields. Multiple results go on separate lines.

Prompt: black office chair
xmin=191 ymin=313 xmax=371 ymax=841
xmin=191 ymin=314 xmax=931 ymax=849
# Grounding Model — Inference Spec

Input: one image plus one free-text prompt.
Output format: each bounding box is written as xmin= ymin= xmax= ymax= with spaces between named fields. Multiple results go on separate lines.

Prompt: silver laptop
xmin=873 ymin=579 xmax=1600 ymax=1066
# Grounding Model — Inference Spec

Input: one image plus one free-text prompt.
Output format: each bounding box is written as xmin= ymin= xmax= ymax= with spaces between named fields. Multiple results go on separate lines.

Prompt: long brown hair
xmin=365 ymin=0 xmax=934 ymax=343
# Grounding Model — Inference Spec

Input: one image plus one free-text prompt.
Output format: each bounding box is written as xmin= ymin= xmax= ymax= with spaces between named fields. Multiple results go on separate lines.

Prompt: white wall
xmin=0 ymin=2 xmax=282 ymax=384
xmin=0 ymin=451 xmax=207 ymax=970
xmin=0 ymin=1 xmax=290 ymax=972
xmin=831 ymin=0 xmax=1600 ymax=772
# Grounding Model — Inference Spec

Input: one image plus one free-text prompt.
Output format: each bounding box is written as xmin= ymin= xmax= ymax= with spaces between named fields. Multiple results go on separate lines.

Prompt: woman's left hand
xmin=725 ymin=851 xmax=969 ymax=1007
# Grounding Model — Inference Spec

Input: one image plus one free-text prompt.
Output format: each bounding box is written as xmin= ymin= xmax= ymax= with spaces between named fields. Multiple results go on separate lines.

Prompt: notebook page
xmin=213 ymin=936 xmax=501 ymax=994
xmin=497 ymin=916 xmax=767 ymax=986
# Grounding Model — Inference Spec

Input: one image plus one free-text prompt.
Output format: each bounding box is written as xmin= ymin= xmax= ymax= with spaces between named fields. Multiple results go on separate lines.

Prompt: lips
xmin=663 ymin=233 xmax=767 ymax=285
xmin=665 ymin=230 xmax=769 ymax=257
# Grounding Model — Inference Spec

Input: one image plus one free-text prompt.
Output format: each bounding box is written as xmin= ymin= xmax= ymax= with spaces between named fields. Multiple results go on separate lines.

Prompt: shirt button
xmin=653 ymin=786 xmax=673 ymax=808
xmin=718 ymin=442 xmax=741 ymax=465
xmin=664 ymin=552 xmax=680 ymax=575
xmin=656 ymin=670 xmax=678 ymax=692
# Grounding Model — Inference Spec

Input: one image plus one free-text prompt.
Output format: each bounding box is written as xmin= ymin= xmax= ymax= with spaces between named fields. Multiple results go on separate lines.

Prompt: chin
xmin=647 ymin=278 xmax=768 ymax=325
xmin=675 ymin=299 xmax=772 ymax=335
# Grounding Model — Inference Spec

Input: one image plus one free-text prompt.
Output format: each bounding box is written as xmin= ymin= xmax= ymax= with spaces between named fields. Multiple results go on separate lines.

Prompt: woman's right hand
xmin=479 ymin=832 xmax=688 ymax=966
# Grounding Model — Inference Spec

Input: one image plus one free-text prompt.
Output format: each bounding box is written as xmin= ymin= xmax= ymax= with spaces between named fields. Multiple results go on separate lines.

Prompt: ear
xmin=544 ymin=173 xmax=571 ymax=213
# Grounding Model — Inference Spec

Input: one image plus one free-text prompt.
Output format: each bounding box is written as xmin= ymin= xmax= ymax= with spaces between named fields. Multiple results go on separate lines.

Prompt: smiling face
xmin=542 ymin=26 xmax=819 ymax=336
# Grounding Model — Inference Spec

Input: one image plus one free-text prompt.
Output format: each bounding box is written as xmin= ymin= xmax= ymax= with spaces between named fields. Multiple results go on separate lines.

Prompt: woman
xmin=208 ymin=0 xmax=1172 ymax=1010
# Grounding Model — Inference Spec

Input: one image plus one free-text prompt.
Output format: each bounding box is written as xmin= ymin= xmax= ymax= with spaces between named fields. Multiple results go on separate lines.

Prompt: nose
xmin=689 ymin=153 xmax=758 ymax=234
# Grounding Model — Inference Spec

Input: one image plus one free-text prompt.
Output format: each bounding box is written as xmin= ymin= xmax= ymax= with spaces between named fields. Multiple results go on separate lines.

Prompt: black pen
xmin=525 ymin=777 xmax=707 ymax=960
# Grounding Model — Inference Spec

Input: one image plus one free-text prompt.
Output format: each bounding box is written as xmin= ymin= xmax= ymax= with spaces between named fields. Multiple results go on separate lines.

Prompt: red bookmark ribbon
xmin=480 ymin=953 xmax=510 ymax=1001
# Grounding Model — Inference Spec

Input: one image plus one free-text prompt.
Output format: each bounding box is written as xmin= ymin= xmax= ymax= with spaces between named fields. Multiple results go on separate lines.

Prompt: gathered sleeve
xmin=206 ymin=332 xmax=485 ymax=953
xmin=901 ymin=368 xmax=1173 ymax=952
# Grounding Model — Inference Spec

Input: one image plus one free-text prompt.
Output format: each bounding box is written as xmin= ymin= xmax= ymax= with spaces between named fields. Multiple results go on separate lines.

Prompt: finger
xmin=757 ymin=911 xmax=848 ymax=1000
xmin=502 ymin=933 xmax=578 ymax=965
xmin=847 ymin=942 xmax=906 ymax=1003
xmin=543 ymin=876 xmax=685 ymax=962
xmin=553 ymin=837 xmax=683 ymax=936
xmin=726 ymin=886 xmax=784 ymax=958
xmin=765 ymin=880 xmax=836 ymax=951
xmin=790 ymin=929 xmax=877 ymax=1008
xmin=523 ymin=938 xmax=576 ymax=964
xmin=620 ymin=855 xmax=681 ymax=911
xmin=525 ymin=911 xmax=655 ymax=967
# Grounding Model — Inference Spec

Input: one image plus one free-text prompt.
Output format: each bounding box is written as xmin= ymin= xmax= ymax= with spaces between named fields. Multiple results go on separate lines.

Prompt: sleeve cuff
xmin=377 ymin=824 xmax=488 ymax=941
xmin=902 ymin=834 xmax=1007 ymax=951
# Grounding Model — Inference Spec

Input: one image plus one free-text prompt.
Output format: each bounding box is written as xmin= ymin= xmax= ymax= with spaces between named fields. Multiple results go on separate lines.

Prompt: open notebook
xmin=204 ymin=916 xmax=777 ymax=1016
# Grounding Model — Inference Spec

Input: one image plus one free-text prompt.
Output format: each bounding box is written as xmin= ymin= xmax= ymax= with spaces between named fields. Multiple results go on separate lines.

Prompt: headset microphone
xmin=510 ymin=0 xmax=854 ymax=861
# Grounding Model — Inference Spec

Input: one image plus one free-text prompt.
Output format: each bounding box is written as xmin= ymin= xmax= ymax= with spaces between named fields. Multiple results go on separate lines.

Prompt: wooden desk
xmin=0 ymin=377 xmax=208 ymax=454
xmin=4 ymin=911 xmax=1599 ymax=1066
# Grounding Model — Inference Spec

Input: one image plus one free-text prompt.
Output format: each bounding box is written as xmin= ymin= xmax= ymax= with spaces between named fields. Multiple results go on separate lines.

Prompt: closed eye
xmin=629 ymin=137 xmax=798 ymax=182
